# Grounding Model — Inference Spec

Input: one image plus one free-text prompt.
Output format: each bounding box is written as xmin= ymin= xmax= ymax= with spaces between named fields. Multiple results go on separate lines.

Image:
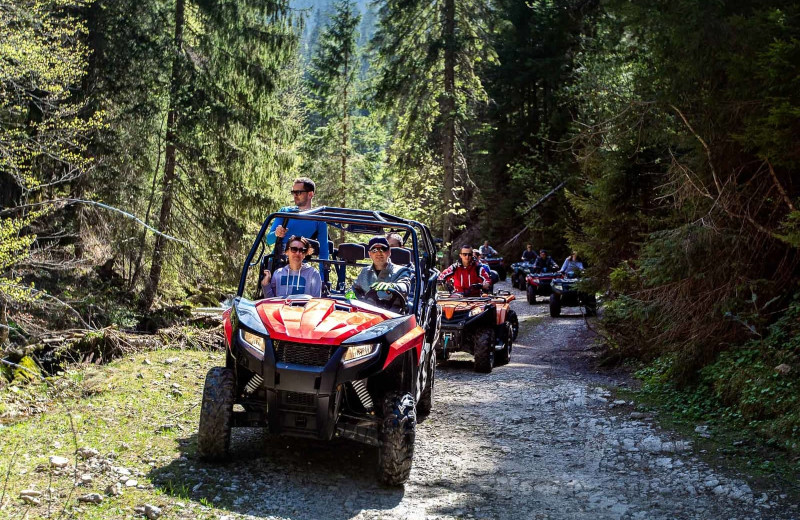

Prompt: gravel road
xmin=157 ymin=281 xmax=798 ymax=520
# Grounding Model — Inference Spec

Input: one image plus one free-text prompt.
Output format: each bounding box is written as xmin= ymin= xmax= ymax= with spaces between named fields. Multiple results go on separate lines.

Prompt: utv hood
xmin=254 ymin=297 xmax=399 ymax=345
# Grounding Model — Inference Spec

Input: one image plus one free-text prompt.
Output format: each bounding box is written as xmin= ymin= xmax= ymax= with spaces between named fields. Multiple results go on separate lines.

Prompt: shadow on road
xmin=148 ymin=430 xmax=404 ymax=519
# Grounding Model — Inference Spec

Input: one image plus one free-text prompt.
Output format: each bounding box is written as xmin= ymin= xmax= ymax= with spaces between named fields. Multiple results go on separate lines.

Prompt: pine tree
xmin=141 ymin=0 xmax=301 ymax=308
xmin=372 ymin=0 xmax=495 ymax=262
xmin=306 ymin=0 xmax=361 ymax=209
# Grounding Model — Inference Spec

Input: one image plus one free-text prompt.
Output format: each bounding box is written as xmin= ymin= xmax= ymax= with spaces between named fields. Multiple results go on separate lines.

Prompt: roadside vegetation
xmin=0 ymin=348 xmax=234 ymax=519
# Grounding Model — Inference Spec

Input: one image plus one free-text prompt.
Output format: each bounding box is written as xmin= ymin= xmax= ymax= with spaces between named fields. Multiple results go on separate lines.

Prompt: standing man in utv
xmin=533 ymin=249 xmax=559 ymax=273
xmin=439 ymin=245 xmax=492 ymax=294
xmin=350 ymin=237 xmax=412 ymax=312
xmin=267 ymin=177 xmax=329 ymax=263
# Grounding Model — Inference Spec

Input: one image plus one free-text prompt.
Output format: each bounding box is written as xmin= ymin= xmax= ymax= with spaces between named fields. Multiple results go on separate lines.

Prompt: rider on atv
xmin=533 ymin=249 xmax=559 ymax=273
xmin=438 ymin=245 xmax=492 ymax=296
xmin=349 ymin=236 xmax=412 ymax=312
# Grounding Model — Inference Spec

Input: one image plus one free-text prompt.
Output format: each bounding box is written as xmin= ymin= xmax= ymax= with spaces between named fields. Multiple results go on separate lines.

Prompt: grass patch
xmin=0 ymin=349 xmax=230 ymax=518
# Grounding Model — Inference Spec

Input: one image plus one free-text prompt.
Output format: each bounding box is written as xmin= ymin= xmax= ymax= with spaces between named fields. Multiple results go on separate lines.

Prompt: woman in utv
xmin=560 ymin=251 xmax=584 ymax=274
xmin=261 ymin=235 xmax=322 ymax=297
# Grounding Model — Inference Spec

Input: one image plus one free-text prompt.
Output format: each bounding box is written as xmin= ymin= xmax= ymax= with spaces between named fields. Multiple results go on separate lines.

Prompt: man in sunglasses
xmin=266 ymin=177 xmax=329 ymax=263
xmin=438 ymin=245 xmax=491 ymax=294
xmin=261 ymin=236 xmax=322 ymax=297
xmin=350 ymin=237 xmax=411 ymax=311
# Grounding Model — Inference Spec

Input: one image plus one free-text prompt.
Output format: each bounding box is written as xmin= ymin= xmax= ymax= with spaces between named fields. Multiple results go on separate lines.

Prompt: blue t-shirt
xmin=266 ymin=206 xmax=329 ymax=260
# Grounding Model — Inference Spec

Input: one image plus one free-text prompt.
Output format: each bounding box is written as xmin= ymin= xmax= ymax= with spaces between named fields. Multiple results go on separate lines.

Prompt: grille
xmin=279 ymin=391 xmax=316 ymax=411
xmin=274 ymin=341 xmax=336 ymax=366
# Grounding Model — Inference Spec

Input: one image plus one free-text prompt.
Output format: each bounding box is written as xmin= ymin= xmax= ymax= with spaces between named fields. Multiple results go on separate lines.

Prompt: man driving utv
xmin=349 ymin=236 xmax=411 ymax=312
xmin=438 ymin=245 xmax=492 ymax=295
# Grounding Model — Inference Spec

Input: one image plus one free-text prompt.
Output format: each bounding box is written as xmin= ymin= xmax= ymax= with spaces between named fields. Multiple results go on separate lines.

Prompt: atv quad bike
xmin=525 ymin=268 xmax=563 ymax=304
xmin=549 ymin=271 xmax=597 ymax=317
xmin=509 ymin=261 xmax=535 ymax=290
xmin=435 ymin=285 xmax=518 ymax=373
xmin=482 ymin=254 xmax=506 ymax=281
xmin=198 ymin=207 xmax=441 ymax=486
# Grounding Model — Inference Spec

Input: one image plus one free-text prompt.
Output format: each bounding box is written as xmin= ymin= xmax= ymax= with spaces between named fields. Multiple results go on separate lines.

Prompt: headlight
xmin=241 ymin=330 xmax=266 ymax=353
xmin=469 ymin=306 xmax=485 ymax=317
xmin=342 ymin=344 xmax=377 ymax=362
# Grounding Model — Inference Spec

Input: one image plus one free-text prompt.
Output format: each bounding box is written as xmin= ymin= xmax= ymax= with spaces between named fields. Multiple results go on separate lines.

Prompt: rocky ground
xmin=144 ymin=281 xmax=797 ymax=520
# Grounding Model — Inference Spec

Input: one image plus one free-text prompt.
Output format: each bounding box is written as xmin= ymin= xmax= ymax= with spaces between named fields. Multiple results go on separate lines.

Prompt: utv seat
xmin=334 ymin=243 xmax=366 ymax=292
xmin=390 ymin=247 xmax=413 ymax=266
xmin=337 ymin=243 xmax=366 ymax=264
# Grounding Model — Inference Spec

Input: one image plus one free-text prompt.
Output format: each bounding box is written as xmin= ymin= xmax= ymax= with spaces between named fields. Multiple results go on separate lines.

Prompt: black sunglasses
xmin=369 ymin=246 xmax=389 ymax=253
xmin=288 ymin=246 xmax=308 ymax=253
xmin=290 ymin=190 xmax=308 ymax=195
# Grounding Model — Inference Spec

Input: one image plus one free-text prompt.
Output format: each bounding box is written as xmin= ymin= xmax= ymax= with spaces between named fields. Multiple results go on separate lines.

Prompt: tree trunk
xmin=142 ymin=0 xmax=185 ymax=310
xmin=441 ymin=0 xmax=456 ymax=266
xmin=0 ymin=293 xmax=8 ymax=347
xmin=341 ymin=44 xmax=349 ymax=209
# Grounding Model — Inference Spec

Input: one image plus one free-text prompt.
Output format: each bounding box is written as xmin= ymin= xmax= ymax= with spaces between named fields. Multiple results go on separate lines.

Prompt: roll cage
xmin=237 ymin=206 xmax=439 ymax=315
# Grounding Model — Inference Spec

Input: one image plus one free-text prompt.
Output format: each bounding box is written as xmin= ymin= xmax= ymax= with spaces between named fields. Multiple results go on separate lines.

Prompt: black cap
xmin=368 ymin=236 xmax=390 ymax=249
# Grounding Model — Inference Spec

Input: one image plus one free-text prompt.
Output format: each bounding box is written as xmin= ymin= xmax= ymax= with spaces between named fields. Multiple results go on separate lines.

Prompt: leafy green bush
xmin=637 ymin=297 xmax=800 ymax=452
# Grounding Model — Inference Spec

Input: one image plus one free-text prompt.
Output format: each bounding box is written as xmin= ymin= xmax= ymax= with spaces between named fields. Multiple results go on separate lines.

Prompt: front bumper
xmin=437 ymin=310 xmax=495 ymax=355
xmin=231 ymin=335 xmax=386 ymax=442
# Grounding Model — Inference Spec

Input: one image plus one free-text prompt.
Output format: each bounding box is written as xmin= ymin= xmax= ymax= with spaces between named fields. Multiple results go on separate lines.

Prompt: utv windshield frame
xmin=236 ymin=206 xmax=439 ymax=313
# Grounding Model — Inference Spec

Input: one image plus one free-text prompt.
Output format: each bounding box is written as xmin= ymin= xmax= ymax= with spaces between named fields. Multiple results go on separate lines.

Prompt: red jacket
xmin=438 ymin=261 xmax=491 ymax=292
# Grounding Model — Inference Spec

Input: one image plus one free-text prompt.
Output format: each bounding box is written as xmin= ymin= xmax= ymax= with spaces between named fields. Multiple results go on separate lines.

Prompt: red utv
xmin=197 ymin=208 xmax=440 ymax=486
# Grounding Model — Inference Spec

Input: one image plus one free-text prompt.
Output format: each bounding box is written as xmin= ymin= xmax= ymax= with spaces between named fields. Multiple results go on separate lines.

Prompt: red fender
xmin=222 ymin=308 xmax=233 ymax=348
xmin=383 ymin=324 xmax=424 ymax=369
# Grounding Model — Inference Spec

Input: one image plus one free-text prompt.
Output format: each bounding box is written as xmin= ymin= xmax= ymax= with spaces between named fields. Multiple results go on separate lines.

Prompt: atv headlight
xmin=342 ymin=343 xmax=378 ymax=363
xmin=469 ymin=306 xmax=485 ymax=317
xmin=240 ymin=330 xmax=266 ymax=353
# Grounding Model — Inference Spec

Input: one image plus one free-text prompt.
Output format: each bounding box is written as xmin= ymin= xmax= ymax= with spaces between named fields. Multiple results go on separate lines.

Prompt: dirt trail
xmin=155 ymin=281 xmax=797 ymax=519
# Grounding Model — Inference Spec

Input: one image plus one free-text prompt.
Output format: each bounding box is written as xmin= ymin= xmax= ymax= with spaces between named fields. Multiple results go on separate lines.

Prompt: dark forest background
xmin=2 ymin=0 xmax=799 ymax=453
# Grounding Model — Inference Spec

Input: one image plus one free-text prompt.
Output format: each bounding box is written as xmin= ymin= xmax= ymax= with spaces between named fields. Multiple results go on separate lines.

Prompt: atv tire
xmin=378 ymin=392 xmax=416 ymax=486
xmin=550 ymin=293 xmax=561 ymax=317
xmin=507 ymin=309 xmax=519 ymax=341
xmin=497 ymin=266 xmax=507 ymax=281
xmin=584 ymin=294 xmax=598 ymax=317
xmin=472 ymin=328 xmax=495 ymax=373
xmin=526 ymin=284 xmax=536 ymax=305
xmin=416 ymin=352 xmax=434 ymax=419
xmin=197 ymin=367 xmax=235 ymax=461
xmin=495 ymin=310 xmax=517 ymax=366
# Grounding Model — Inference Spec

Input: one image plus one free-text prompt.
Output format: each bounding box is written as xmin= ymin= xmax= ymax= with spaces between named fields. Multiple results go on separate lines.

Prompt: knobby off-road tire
xmin=416 ymin=351 xmax=434 ymax=419
xmin=495 ymin=310 xmax=517 ymax=367
xmin=378 ymin=392 xmax=416 ymax=486
xmin=584 ymin=294 xmax=598 ymax=317
xmin=550 ymin=293 xmax=562 ymax=317
xmin=198 ymin=367 xmax=235 ymax=461
xmin=507 ymin=309 xmax=519 ymax=341
xmin=526 ymin=284 xmax=536 ymax=305
xmin=497 ymin=267 xmax=507 ymax=281
xmin=472 ymin=328 xmax=495 ymax=373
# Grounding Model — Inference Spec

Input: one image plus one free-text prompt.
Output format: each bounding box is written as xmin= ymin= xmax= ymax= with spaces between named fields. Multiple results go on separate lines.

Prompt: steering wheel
xmin=354 ymin=286 xmax=408 ymax=312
